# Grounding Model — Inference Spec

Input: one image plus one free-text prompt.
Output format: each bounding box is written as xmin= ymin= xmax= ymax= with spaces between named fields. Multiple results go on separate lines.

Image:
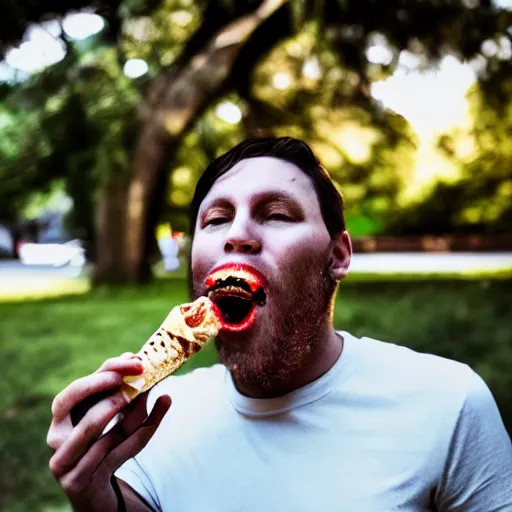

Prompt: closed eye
xmin=206 ymin=217 xmax=229 ymax=226
xmin=268 ymin=213 xmax=293 ymax=222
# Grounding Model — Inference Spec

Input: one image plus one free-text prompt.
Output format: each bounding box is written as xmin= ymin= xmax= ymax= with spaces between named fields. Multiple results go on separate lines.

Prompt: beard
xmin=210 ymin=248 xmax=338 ymax=397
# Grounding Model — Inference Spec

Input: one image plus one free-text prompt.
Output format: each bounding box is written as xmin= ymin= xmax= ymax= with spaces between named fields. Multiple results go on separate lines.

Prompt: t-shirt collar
xmin=224 ymin=331 xmax=355 ymax=417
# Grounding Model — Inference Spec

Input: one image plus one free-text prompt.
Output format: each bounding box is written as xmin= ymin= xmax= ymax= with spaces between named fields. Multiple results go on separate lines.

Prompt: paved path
xmin=0 ymin=260 xmax=83 ymax=280
xmin=348 ymin=252 xmax=512 ymax=274
xmin=1 ymin=253 xmax=511 ymax=296
xmin=0 ymin=261 xmax=86 ymax=298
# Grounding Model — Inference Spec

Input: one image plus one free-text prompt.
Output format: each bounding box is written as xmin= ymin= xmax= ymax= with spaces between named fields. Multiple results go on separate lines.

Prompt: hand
xmin=47 ymin=353 xmax=171 ymax=512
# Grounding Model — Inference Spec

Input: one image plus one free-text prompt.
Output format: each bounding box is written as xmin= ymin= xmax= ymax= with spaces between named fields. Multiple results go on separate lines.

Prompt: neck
xmin=232 ymin=324 xmax=343 ymax=399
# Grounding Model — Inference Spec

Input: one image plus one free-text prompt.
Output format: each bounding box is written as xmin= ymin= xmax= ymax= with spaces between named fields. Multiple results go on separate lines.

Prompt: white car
xmin=18 ymin=239 xmax=86 ymax=267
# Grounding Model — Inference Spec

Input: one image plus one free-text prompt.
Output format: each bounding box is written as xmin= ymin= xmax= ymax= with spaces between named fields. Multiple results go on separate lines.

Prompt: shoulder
xmin=342 ymin=332 xmax=476 ymax=412
xmin=455 ymin=367 xmax=505 ymax=432
xmin=339 ymin=332 xmax=498 ymax=466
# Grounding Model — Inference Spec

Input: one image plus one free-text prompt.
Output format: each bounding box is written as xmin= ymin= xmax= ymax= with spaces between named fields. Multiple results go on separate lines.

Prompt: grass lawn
xmin=0 ymin=276 xmax=511 ymax=511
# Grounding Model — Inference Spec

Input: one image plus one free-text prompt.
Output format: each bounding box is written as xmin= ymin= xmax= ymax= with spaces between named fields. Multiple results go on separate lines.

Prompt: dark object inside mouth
xmin=208 ymin=276 xmax=266 ymax=325
xmin=214 ymin=295 xmax=254 ymax=324
xmin=209 ymin=277 xmax=266 ymax=305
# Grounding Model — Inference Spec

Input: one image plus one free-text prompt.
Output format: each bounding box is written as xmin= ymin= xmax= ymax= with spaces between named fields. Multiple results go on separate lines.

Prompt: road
xmin=348 ymin=252 xmax=512 ymax=274
xmin=0 ymin=260 xmax=84 ymax=280
xmin=1 ymin=252 xmax=511 ymax=296
xmin=0 ymin=260 xmax=86 ymax=298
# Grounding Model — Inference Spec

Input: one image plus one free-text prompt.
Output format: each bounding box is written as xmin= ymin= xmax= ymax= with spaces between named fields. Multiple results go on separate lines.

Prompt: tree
xmin=1 ymin=0 xmax=510 ymax=282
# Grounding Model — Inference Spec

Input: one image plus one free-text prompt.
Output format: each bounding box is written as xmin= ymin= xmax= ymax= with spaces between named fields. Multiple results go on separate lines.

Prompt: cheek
xmin=270 ymin=225 xmax=330 ymax=269
xmin=190 ymin=235 xmax=216 ymax=286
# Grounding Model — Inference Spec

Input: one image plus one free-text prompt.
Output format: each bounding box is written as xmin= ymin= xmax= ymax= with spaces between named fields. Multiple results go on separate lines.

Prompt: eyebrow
xmin=200 ymin=191 xmax=305 ymax=216
xmin=251 ymin=191 xmax=304 ymax=215
xmin=199 ymin=197 xmax=234 ymax=214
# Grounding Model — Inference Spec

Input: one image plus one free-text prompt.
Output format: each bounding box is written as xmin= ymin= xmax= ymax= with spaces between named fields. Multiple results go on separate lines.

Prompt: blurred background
xmin=0 ymin=0 xmax=511 ymax=510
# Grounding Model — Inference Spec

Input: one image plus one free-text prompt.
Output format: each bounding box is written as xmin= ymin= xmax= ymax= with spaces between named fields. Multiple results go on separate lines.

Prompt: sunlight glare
xmin=302 ymin=56 xmax=321 ymax=80
xmin=492 ymin=0 xmax=512 ymax=8
xmin=215 ymin=101 xmax=242 ymax=124
xmin=272 ymin=72 xmax=292 ymax=90
xmin=62 ymin=12 xmax=105 ymax=40
xmin=366 ymin=33 xmax=394 ymax=65
xmin=371 ymin=55 xmax=475 ymax=137
xmin=123 ymin=59 xmax=149 ymax=78
xmin=5 ymin=35 xmax=65 ymax=72
xmin=481 ymin=39 xmax=499 ymax=57
xmin=170 ymin=10 xmax=193 ymax=27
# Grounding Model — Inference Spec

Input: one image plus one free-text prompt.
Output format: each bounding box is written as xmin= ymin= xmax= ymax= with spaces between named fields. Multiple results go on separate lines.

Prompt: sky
xmin=371 ymin=55 xmax=477 ymax=138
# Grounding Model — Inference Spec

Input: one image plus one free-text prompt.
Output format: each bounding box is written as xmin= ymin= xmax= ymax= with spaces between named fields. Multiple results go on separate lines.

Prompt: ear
xmin=328 ymin=230 xmax=352 ymax=282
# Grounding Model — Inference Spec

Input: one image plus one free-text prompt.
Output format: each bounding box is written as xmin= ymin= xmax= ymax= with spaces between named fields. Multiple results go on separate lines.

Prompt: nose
xmin=224 ymin=210 xmax=262 ymax=255
xmin=225 ymin=238 xmax=262 ymax=255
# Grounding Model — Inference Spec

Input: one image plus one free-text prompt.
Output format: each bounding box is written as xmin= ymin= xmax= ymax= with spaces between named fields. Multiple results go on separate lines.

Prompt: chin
xmin=215 ymin=303 xmax=267 ymax=350
xmin=193 ymin=259 xmax=332 ymax=390
xmin=214 ymin=305 xmax=272 ymax=368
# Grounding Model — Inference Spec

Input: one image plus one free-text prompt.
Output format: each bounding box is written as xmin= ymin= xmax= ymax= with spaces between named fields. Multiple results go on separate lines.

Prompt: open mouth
xmin=205 ymin=264 xmax=267 ymax=332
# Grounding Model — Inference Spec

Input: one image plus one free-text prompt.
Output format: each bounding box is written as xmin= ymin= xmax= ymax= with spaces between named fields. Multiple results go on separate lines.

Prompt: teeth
xmin=214 ymin=277 xmax=252 ymax=293
xmin=224 ymin=285 xmax=244 ymax=292
xmin=207 ymin=271 xmax=266 ymax=307
xmin=208 ymin=268 xmax=260 ymax=292
xmin=222 ymin=278 xmax=245 ymax=284
xmin=209 ymin=285 xmax=253 ymax=301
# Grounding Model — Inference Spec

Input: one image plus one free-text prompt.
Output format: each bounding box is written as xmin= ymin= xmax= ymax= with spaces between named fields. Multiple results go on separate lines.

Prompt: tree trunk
xmin=91 ymin=179 xmax=129 ymax=284
xmin=117 ymin=0 xmax=288 ymax=283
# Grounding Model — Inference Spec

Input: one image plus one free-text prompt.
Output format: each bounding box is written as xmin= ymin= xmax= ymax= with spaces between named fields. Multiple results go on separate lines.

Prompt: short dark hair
xmin=190 ymin=137 xmax=345 ymax=239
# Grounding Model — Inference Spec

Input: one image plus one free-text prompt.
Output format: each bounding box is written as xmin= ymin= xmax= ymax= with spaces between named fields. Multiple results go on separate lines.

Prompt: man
xmin=47 ymin=137 xmax=512 ymax=512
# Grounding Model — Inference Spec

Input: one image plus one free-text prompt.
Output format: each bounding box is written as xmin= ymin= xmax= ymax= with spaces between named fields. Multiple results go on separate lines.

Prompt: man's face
xmin=191 ymin=156 xmax=337 ymax=389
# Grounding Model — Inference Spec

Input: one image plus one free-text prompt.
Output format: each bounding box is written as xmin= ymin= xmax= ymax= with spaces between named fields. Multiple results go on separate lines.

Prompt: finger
xmin=50 ymin=388 xmax=133 ymax=478
xmin=98 ymin=391 xmax=148 ymax=438
xmin=47 ymin=415 xmax=73 ymax=452
xmin=59 ymin=395 xmax=171 ymax=493
xmin=105 ymin=395 xmax=172 ymax=474
xmin=95 ymin=355 xmax=143 ymax=374
xmin=69 ymin=365 xmax=144 ymax=428
xmin=52 ymin=372 xmax=122 ymax=423
xmin=114 ymin=392 xmax=150 ymax=433
xmin=49 ymin=364 xmax=144 ymax=453
xmin=52 ymin=365 xmax=143 ymax=423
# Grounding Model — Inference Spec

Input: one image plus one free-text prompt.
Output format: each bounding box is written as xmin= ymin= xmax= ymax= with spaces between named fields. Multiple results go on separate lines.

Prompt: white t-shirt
xmin=115 ymin=331 xmax=512 ymax=511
